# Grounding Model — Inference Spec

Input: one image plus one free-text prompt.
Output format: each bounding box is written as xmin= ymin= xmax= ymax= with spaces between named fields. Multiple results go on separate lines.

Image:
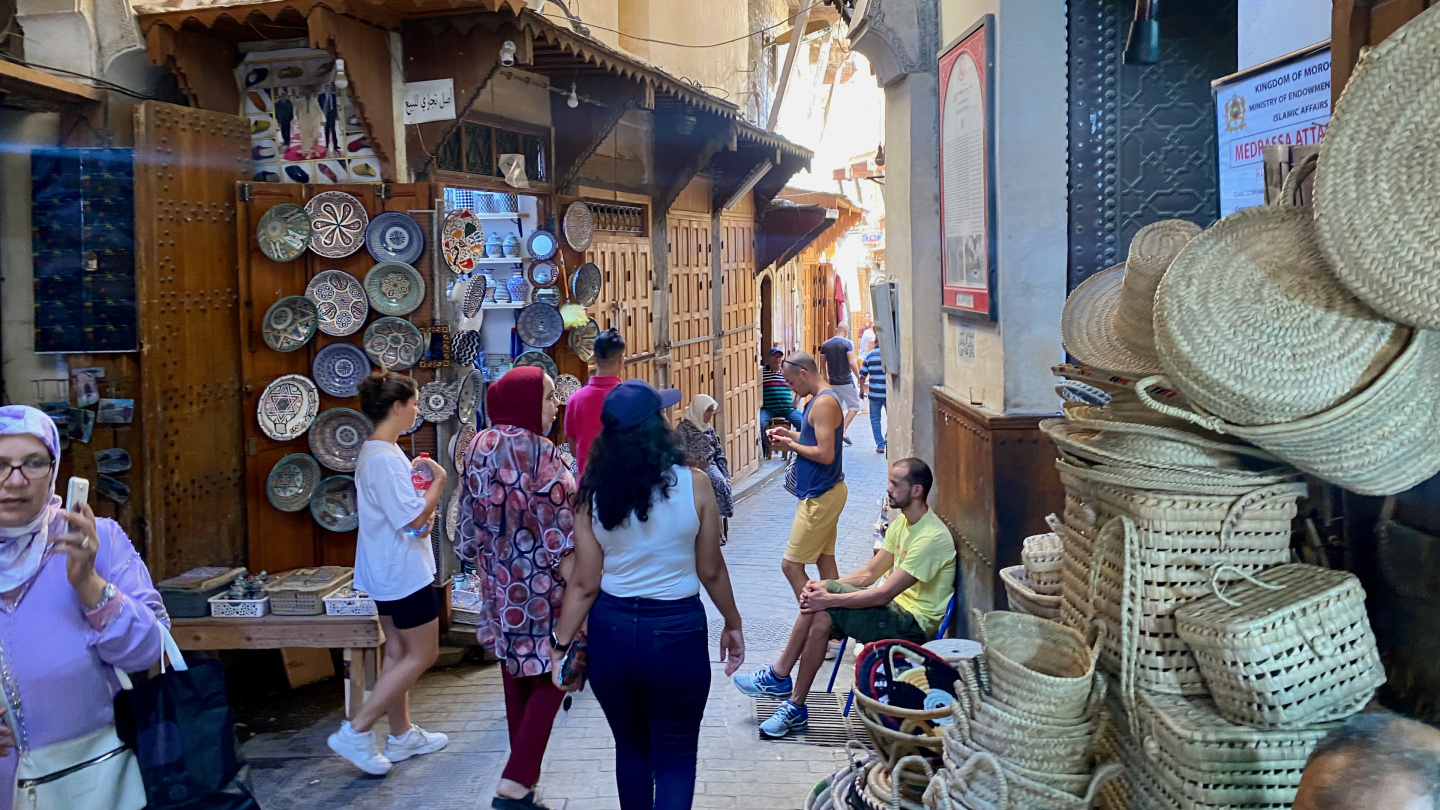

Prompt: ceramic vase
xmin=507 ymin=271 xmax=530 ymax=304
xmin=485 ymin=234 xmax=505 ymax=258
xmin=502 ymin=234 xmax=521 ymax=257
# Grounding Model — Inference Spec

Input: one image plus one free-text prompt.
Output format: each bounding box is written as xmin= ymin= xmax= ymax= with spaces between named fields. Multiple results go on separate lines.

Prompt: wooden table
xmin=171 ymin=614 xmax=385 ymax=720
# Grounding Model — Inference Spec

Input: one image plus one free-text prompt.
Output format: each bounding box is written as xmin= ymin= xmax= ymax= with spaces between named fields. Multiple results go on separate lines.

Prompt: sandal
xmin=492 ymin=792 xmax=550 ymax=810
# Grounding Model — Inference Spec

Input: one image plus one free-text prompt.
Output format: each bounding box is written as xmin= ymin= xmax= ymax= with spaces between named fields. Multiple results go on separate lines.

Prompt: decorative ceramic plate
xmin=305 ymin=191 xmax=369 ymax=258
xmin=557 ymin=442 xmax=578 ymax=473
xmin=453 ymin=421 xmax=477 ymax=470
xmin=570 ymin=317 xmax=600 ymax=363
xmin=364 ymin=262 xmax=426 ymax=317
xmin=451 ymin=330 xmax=482 ymax=368
xmin=445 ymin=492 xmax=461 ymax=541
xmin=570 ymin=262 xmax=601 ymax=307
xmin=257 ymin=203 xmax=312 ymax=262
xmin=312 ymin=341 xmax=371 ymax=398
xmin=442 ymin=209 xmax=485 ymax=274
xmin=418 ymin=380 xmax=457 ymax=423
xmin=457 ymin=369 xmax=483 ymax=424
xmin=515 ymin=302 xmax=564 ymax=348
xmin=306 ymin=269 xmax=370 ymax=337
xmin=266 ymin=453 xmax=322 ymax=512
xmin=365 ymin=212 xmax=424 ymax=264
xmin=513 ymin=350 xmax=558 ymax=381
xmin=363 ymin=316 xmax=424 ymax=370
xmin=309 ymin=475 xmax=358 ymax=532
xmin=563 ymin=202 xmax=595 ymax=253
xmin=257 ymin=374 xmax=320 ymax=440
xmin=462 ymin=275 xmax=488 ymax=319
xmin=526 ymin=229 xmax=559 ymax=261
xmin=309 ymin=407 xmax=374 ymax=471
xmin=554 ymin=373 xmax=582 ymax=404
xmin=527 ymin=260 xmax=560 ymax=289
xmin=402 ymin=410 xmax=423 ymax=436
xmin=262 ymin=295 xmax=319 ymax=352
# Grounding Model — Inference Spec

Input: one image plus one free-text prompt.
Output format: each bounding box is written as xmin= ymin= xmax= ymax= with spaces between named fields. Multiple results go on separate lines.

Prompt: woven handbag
xmin=938 ymin=730 xmax=1123 ymax=810
xmin=1173 ymin=563 xmax=1384 ymax=729
xmin=972 ymin=610 xmax=1102 ymax=723
xmin=1020 ymin=531 xmax=1063 ymax=593
xmin=999 ymin=566 xmax=1061 ymax=620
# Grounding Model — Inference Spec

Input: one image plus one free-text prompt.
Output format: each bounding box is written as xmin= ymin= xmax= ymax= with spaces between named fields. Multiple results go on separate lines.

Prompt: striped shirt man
xmin=861 ymin=348 xmax=886 ymax=401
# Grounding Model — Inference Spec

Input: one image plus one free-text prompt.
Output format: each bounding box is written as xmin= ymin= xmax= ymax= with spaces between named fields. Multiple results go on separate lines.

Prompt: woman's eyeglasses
xmin=0 ymin=459 xmax=54 ymax=482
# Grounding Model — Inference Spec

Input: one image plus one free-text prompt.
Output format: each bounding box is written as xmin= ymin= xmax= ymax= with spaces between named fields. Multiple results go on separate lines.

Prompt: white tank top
xmin=593 ymin=465 xmax=702 ymax=600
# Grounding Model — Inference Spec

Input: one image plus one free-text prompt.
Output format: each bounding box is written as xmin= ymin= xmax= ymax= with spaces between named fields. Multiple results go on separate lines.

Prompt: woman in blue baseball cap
xmin=549 ymin=379 xmax=745 ymax=810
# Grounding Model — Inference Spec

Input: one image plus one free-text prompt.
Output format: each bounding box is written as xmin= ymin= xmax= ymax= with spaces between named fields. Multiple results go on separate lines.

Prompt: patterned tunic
xmin=677 ymin=421 xmax=734 ymax=518
xmin=457 ymin=425 xmax=576 ymax=676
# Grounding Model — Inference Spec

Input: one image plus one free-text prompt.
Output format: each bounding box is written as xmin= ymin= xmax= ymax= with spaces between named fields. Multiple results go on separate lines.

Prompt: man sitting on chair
xmin=734 ymin=457 xmax=956 ymax=739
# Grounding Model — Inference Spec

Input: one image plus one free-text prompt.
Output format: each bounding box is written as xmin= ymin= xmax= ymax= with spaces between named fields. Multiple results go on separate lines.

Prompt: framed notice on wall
xmin=1213 ymin=42 xmax=1331 ymax=218
xmin=938 ymin=15 xmax=997 ymax=320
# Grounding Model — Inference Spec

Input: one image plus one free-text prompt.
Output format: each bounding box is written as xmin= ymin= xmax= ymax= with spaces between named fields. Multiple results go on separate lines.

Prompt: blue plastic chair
xmin=826 ymin=591 xmax=959 ymax=717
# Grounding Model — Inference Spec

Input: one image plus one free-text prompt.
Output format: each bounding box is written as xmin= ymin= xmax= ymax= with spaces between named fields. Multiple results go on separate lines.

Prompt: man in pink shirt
xmin=564 ymin=328 xmax=625 ymax=474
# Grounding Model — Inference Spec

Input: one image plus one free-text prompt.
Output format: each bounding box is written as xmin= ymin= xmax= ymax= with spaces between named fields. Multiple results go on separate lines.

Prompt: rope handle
xmin=1132 ymin=375 xmax=1229 ymax=434
xmin=1117 ymin=515 xmax=1144 ymax=739
xmin=970 ymin=608 xmax=993 ymax=693
xmin=945 ymin=749 xmax=1009 ymax=810
xmin=890 ymin=755 xmax=936 ymax=810
xmin=949 ymin=668 xmax=976 ymax=745
xmin=1044 ymin=512 xmax=1063 ymax=533
xmin=1208 ymin=563 xmax=1286 ymax=606
xmin=1219 ymin=482 xmax=1306 ymax=548
xmin=1080 ymin=764 xmax=1127 ymax=806
xmin=1279 ymin=152 xmax=1320 ymax=206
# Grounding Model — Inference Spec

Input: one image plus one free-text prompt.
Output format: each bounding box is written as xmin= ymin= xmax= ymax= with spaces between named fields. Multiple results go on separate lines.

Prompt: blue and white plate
xmin=267 ymin=453 xmax=322 ymax=512
xmin=365 ymin=212 xmax=425 ymax=264
xmin=364 ymin=261 xmax=425 ymax=317
xmin=309 ymin=475 xmax=358 ymax=532
xmin=309 ymin=408 xmax=374 ymax=472
xmin=312 ymin=341 xmax=371 ymax=398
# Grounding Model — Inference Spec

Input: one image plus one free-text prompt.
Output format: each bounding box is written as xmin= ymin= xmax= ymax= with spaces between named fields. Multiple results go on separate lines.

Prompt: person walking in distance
xmin=565 ymin=328 xmax=625 ymax=474
xmin=819 ymin=324 xmax=862 ymax=446
xmin=329 ymin=372 xmax=449 ymax=776
xmin=860 ymin=344 xmax=887 ymax=454
xmin=677 ymin=394 xmax=733 ymax=544
xmin=760 ymin=348 xmax=803 ymax=457
xmin=766 ymin=352 xmax=845 ymax=599
xmin=550 ymin=380 xmax=746 ymax=810
xmin=735 ymin=459 xmax=956 ymax=738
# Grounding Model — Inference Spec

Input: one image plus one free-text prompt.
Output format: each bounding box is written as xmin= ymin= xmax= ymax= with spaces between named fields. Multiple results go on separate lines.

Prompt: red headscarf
xmin=487 ymin=365 xmax=545 ymax=435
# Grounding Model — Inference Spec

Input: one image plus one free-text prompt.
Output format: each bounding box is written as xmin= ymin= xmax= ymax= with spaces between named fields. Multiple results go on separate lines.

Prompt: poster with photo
xmin=239 ymin=48 xmax=381 ymax=185
xmin=938 ymin=17 xmax=997 ymax=319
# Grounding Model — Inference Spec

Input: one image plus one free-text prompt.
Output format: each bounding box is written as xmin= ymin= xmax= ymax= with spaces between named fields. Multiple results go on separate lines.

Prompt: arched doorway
xmin=759 ymin=274 xmax=774 ymax=356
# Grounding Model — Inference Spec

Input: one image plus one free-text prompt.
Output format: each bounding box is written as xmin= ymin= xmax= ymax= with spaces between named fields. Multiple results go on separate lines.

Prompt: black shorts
xmin=375 ymin=586 xmax=439 ymax=630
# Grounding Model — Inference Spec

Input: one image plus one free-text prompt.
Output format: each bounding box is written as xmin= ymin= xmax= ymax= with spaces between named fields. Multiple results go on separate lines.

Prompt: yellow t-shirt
xmin=882 ymin=510 xmax=957 ymax=636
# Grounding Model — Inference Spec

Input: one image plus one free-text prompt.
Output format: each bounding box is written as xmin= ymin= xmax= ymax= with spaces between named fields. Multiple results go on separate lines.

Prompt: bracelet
xmin=84 ymin=582 xmax=117 ymax=613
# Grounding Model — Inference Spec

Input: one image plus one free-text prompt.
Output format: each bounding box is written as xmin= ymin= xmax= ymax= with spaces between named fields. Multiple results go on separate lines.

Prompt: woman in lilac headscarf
xmin=0 ymin=405 xmax=165 ymax=809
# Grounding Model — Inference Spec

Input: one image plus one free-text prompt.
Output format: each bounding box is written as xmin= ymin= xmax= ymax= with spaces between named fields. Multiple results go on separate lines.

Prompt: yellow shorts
xmin=784 ymin=480 xmax=848 ymax=564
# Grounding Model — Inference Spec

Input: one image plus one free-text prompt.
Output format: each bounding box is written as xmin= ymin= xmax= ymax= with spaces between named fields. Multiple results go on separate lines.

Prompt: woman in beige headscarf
xmin=676 ymin=395 xmax=732 ymax=542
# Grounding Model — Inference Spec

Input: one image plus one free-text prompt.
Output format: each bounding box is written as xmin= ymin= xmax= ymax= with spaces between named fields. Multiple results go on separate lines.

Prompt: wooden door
xmin=667 ymin=212 xmax=713 ymax=411
xmin=134 ymin=102 xmax=251 ymax=579
xmin=587 ymin=232 xmax=656 ymax=385
xmin=719 ymin=208 xmax=759 ymax=478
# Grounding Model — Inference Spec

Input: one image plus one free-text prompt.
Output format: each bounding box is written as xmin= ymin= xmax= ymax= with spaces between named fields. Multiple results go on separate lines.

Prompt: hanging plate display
xmin=257 ymin=374 xmax=321 ymax=440
xmin=256 ymin=203 xmax=312 ymax=263
xmin=305 ymin=191 xmax=369 ymax=258
xmin=513 ymin=350 xmax=558 ymax=381
xmin=445 ymin=492 xmax=461 ymax=542
xmin=563 ymin=202 xmax=595 ymax=252
xmin=309 ymin=475 xmax=359 ymax=532
xmin=306 ymin=269 xmax=370 ymax=337
xmin=365 ymin=211 xmax=425 ymax=264
xmin=527 ymin=260 xmax=560 ymax=289
xmin=418 ymin=380 xmax=458 ymax=423
xmin=526 ymin=229 xmax=559 ymax=261
xmin=442 ymin=209 xmax=486 ymax=274
xmin=261 ymin=295 xmax=319 ymax=352
xmin=309 ymin=407 xmax=374 ymax=471
xmin=312 ymin=341 xmax=372 ymax=398
xmin=515 ymin=302 xmax=564 ymax=348
xmin=570 ymin=262 xmax=601 ymax=307
xmin=451 ymin=330 xmax=482 ymax=369
xmin=555 ymin=373 xmax=582 ymax=404
xmin=266 ymin=453 xmax=322 ymax=512
xmin=453 ymin=421 xmax=478 ymax=470
xmin=364 ymin=262 xmax=426 ymax=317
xmin=557 ymin=442 xmax=578 ymax=474
xmin=457 ymin=369 xmax=484 ymax=424
xmin=363 ymin=316 xmax=424 ymax=370
xmin=462 ymin=275 xmax=488 ymax=318
xmin=570 ymin=317 xmax=600 ymax=363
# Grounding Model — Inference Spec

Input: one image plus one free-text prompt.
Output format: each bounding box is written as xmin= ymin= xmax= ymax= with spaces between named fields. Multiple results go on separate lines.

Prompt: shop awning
xmin=757 ymin=189 xmax=864 ymax=269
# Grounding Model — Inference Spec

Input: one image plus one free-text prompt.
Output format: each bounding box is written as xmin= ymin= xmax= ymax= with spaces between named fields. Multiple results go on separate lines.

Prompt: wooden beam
xmin=309 ymin=8 xmax=397 ymax=181
xmin=145 ymin=25 xmax=240 ymax=113
xmin=651 ymin=110 xmax=731 ymax=215
xmin=767 ymin=3 xmax=811 ymax=130
xmin=0 ymin=60 xmax=101 ymax=107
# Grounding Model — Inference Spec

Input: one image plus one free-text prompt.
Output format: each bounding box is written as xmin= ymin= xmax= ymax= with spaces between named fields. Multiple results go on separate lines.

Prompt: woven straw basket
xmin=1173 ymin=563 xmax=1384 ymax=729
xmin=999 ymin=566 xmax=1061 ymax=620
xmin=973 ymin=610 xmax=1103 ymax=723
xmin=950 ymin=663 xmax=1102 ymax=777
xmin=1021 ymin=531 xmax=1063 ymax=592
xmin=851 ymin=690 xmax=948 ymax=769
xmin=936 ymin=731 xmax=1123 ymax=810
xmin=1043 ymin=419 xmax=1292 ymax=484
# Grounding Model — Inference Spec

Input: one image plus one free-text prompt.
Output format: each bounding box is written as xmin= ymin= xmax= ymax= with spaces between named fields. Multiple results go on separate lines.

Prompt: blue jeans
xmin=587 ymin=592 xmax=711 ymax=810
xmin=760 ymin=408 xmax=803 ymax=449
xmin=869 ymin=398 xmax=886 ymax=449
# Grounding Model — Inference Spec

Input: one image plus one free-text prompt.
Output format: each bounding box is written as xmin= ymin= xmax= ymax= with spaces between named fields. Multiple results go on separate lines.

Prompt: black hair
xmin=1308 ymin=711 xmax=1440 ymax=809
xmin=575 ymin=412 xmax=686 ymax=530
xmin=357 ymin=371 xmax=417 ymax=423
xmin=595 ymin=329 xmax=626 ymax=361
xmin=893 ymin=457 xmax=933 ymax=501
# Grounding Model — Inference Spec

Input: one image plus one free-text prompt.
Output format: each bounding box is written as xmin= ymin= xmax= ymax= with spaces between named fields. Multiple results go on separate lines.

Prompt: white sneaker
xmin=327 ymin=720 xmax=393 ymax=776
xmin=825 ymin=640 xmax=842 ymax=661
xmin=384 ymin=724 xmax=449 ymax=762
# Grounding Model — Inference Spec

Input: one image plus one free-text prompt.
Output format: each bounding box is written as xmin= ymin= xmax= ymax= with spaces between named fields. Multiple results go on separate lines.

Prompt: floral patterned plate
xmin=453 ymin=421 xmax=477 ymax=470
xmin=418 ymin=380 xmax=457 ymax=423
xmin=365 ymin=211 xmax=424 ymax=264
xmin=306 ymin=269 xmax=370 ymax=336
xmin=309 ymin=475 xmax=358 ymax=532
xmin=362 ymin=316 xmax=423 ymax=371
xmin=256 ymin=203 xmax=312 ymax=262
xmin=364 ymin=261 xmax=426 ymax=317
xmin=261 ymin=295 xmax=319 ymax=352
xmin=257 ymin=374 xmax=320 ymax=440
xmin=266 ymin=453 xmax=322 ymax=512
xmin=554 ymin=373 xmax=582 ymax=404
xmin=305 ymin=191 xmax=369 ymax=258
xmin=312 ymin=341 xmax=371 ymax=398
xmin=308 ymin=407 xmax=374 ymax=471
xmin=442 ymin=209 xmax=485 ymax=274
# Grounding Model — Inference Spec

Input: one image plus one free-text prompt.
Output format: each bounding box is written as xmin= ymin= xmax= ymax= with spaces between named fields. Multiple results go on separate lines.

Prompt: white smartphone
xmin=65 ymin=477 xmax=90 ymax=513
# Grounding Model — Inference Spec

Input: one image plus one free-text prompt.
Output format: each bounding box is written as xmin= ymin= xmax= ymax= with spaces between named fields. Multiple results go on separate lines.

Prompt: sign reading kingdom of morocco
xmin=1213 ymin=43 xmax=1331 ymax=218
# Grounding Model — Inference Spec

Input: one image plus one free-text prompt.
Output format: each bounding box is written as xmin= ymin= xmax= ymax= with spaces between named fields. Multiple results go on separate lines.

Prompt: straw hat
xmin=1154 ymin=203 xmax=1410 ymax=427
xmin=1060 ymin=220 xmax=1201 ymax=375
xmin=1315 ymin=6 xmax=1440 ymax=328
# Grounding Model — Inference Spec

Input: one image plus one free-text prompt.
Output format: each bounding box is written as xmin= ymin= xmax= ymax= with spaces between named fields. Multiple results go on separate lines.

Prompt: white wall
xmin=1238 ymin=0 xmax=1330 ymax=70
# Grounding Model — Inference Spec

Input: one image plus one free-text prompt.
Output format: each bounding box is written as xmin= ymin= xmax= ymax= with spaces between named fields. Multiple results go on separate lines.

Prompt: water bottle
xmin=411 ymin=453 xmax=435 ymax=492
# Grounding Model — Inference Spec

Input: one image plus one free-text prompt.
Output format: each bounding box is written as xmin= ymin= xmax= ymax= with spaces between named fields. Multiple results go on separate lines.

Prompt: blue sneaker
xmin=759 ymin=700 xmax=808 ymax=739
xmin=733 ymin=665 xmax=793 ymax=698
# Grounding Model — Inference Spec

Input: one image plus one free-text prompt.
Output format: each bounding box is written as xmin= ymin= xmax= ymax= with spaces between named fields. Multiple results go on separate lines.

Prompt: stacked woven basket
xmin=1000 ymin=526 xmax=1063 ymax=620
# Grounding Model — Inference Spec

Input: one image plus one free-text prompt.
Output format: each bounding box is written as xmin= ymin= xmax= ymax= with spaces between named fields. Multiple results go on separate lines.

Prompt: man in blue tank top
xmin=765 ymin=352 xmax=846 ymax=598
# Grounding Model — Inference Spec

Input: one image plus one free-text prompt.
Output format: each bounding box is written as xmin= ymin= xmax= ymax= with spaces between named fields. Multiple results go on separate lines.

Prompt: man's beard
xmin=888 ymin=493 xmax=910 ymax=509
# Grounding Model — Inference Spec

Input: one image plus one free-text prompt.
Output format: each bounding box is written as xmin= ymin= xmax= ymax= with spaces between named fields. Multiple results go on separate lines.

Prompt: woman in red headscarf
xmin=457 ymin=366 xmax=575 ymax=810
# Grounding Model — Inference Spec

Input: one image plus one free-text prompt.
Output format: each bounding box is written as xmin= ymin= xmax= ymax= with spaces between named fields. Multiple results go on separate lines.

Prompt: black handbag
xmin=113 ymin=627 xmax=251 ymax=808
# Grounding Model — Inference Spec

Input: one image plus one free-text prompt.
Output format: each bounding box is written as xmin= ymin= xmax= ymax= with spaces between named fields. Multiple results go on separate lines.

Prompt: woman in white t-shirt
xmin=327 ymin=372 xmax=448 ymax=776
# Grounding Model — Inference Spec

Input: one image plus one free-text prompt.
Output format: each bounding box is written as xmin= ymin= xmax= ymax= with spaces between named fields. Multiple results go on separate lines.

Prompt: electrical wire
xmin=559 ymin=1 xmax=826 ymax=50
xmin=0 ymin=55 xmax=156 ymax=100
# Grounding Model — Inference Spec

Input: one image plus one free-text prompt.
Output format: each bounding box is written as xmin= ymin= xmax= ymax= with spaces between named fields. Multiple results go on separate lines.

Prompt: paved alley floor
xmin=244 ymin=411 xmax=891 ymax=809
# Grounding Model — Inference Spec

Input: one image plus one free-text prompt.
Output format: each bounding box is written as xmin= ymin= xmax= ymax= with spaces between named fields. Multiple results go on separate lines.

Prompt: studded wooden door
xmin=719 ymin=206 xmax=759 ymax=478
xmin=667 ymin=212 xmax=713 ymax=416
xmin=586 ymin=232 xmax=656 ymax=385
xmin=134 ymin=102 xmax=251 ymax=579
